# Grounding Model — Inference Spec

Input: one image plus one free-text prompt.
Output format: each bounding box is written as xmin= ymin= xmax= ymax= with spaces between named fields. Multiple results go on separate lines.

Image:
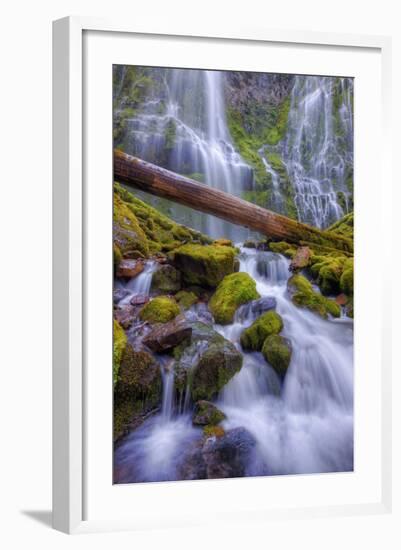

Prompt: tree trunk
xmin=114 ymin=150 xmax=353 ymax=252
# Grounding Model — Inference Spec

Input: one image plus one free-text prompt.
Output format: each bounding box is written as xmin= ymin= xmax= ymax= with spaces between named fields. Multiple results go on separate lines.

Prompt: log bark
xmin=114 ymin=150 xmax=353 ymax=253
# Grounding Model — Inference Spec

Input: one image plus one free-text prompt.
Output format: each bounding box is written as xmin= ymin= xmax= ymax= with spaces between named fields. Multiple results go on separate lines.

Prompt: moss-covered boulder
xmin=113 ymin=193 xmax=149 ymax=258
xmin=139 ymin=296 xmax=180 ymax=324
xmin=287 ymin=274 xmax=341 ymax=319
xmin=113 ymin=319 xmax=127 ymax=385
xmin=209 ymin=272 xmax=260 ymax=325
xmin=113 ymin=346 xmax=162 ymax=440
xmin=169 ymin=243 xmax=236 ymax=288
xmin=192 ymin=401 xmax=226 ymax=426
xmin=175 ymin=290 xmax=198 ymax=310
xmin=174 ymin=322 xmax=243 ymax=401
xmin=340 ymin=257 xmax=354 ymax=296
xmin=309 ymin=255 xmax=347 ymax=295
xmin=240 ymin=311 xmax=283 ymax=351
xmin=262 ymin=334 xmax=292 ymax=377
xmin=151 ymin=264 xmax=181 ymax=294
xmin=268 ymin=241 xmax=297 ymax=258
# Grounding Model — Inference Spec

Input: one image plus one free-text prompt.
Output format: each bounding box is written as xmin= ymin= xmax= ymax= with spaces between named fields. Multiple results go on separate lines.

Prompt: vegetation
xmin=287 ymin=274 xmax=341 ymax=318
xmin=209 ymin=272 xmax=260 ymax=324
xmin=139 ymin=296 xmax=180 ymax=324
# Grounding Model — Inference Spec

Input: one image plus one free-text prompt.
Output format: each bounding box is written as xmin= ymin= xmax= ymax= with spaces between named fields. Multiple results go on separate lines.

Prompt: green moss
xmin=287 ymin=274 xmax=341 ymax=319
xmin=113 ymin=243 xmax=122 ymax=272
xmin=203 ymin=425 xmax=225 ymax=438
xmin=309 ymin=255 xmax=347 ymax=295
xmin=268 ymin=241 xmax=297 ymax=258
xmin=113 ymin=192 xmax=150 ymax=258
xmin=240 ymin=311 xmax=283 ymax=351
xmin=113 ymin=320 xmax=127 ymax=385
xmin=151 ymin=264 xmax=181 ymax=294
xmin=169 ymin=243 xmax=236 ymax=288
xmin=139 ymin=296 xmax=180 ymax=324
xmin=192 ymin=400 xmax=226 ymax=426
xmin=327 ymin=212 xmax=354 ymax=241
xmin=340 ymin=258 xmax=354 ymax=295
xmin=175 ymin=290 xmax=198 ymax=310
xmin=209 ymin=272 xmax=260 ymax=325
xmin=262 ymin=334 xmax=292 ymax=377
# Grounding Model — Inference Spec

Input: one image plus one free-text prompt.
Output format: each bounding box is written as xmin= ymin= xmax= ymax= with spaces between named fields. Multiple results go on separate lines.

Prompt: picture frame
xmin=52 ymin=16 xmax=392 ymax=534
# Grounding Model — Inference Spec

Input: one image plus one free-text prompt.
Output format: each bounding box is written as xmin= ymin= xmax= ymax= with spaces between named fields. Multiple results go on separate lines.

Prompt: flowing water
xmin=114 ymin=249 xmax=353 ymax=482
xmin=113 ymin=69 xmax=354 ymax=482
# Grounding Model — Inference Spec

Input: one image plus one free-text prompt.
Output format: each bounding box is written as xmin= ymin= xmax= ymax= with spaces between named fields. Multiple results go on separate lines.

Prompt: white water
xmin=114 ymin=248 xmax=353 ymax=482
xmin=280 ymin=76 xmax=353 ymax=227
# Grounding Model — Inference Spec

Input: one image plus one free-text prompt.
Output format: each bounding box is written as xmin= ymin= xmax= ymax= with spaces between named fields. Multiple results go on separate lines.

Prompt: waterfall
xmin=280 ymin=76 xmax=353 ymax=227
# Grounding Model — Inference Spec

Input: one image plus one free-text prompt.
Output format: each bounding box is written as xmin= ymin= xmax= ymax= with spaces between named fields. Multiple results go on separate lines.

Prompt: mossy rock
xmin=113 ymin=319 xmax=127 ymax=385
xmin=193 ymin=401 xmax=226 ymax=426
xmin=175 ymin=290 xmax=198 ymax=310
xmin=203 ymin=425 xmax=225 ymax=438
xmin=113 ymin=193 xmax=149 ymax=258
xmin=240 ymin=311 xmax=283 ymax=351
xmin=113 ymin=243 xmax=123 ymax=272
xmin=151 ymin=264 xmax=181 ymax=294
xmin=309 ymin=255 xmax=346 ymax=295
xmin=262 ymin=334 xmax=292 ymax=377
xmin=328 ymin=212 xmax=354 ymax=240
xmin=268 ymin=241 xmax=297 ymax=258
xmin=139 ymin=296 xmax=180 ymax=324
xmin=113 ymin=345 xmax=162 ymax=440
xmin=340 ymin=258 xmax=354 ymax=296
xmin=169 ymin=243 xmax=237 ymax=288
xmin=214 ymin=238 xmax=233 ymax=247
xmin=287 ymin=274 xmax=341 ymax=319
xmin=174 ymin=322 xmax=243 ymax=401
xmin=209 ymin=272 xmax=260 ymax=325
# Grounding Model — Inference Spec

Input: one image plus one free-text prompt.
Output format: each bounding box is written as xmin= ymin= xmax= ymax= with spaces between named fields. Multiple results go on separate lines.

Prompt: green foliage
xmin=169 ymin=243 xmax=236 ymax=288
xmin=113 ymin=320 xmax=127 ymax=385
xmin=287 ymin=274 xmax=341 ymax=318
xmin=209 ymin=272 xmax=260 ymax=324
xmin=262 ymin=334 xmax=292 ymax=377
xmin=139 ymin=296 xmax=180 ymax=324
xmin=240 ymin=311 xmax=283 ymax=351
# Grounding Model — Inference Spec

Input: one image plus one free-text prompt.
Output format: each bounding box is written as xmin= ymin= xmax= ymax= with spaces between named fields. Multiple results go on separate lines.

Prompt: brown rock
xmin=114 ymin=305 xmax=136 ymax=329
xmin=142 ymin=314 xmax=192 ymax=353
xmin=116 ymin=259 xmax=144 ymax=279
xmin=289 ymin=246 xmax=311 ymax=272
xmin=335 ymin=293 xmax=348 ymax=306
xmin=130 ymin=294 xmax=149 ymax=306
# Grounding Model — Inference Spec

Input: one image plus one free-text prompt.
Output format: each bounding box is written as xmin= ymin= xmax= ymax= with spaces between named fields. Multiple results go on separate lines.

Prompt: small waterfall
xmin=116 ymin=261 xmax=156 ymax=306
xmin=280 ymin=76 xmax=353 ymax=228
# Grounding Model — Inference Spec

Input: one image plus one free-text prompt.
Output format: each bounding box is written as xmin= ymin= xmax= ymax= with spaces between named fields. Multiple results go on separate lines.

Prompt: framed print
xmin=52 ymin=17 xmax=392 ymax=534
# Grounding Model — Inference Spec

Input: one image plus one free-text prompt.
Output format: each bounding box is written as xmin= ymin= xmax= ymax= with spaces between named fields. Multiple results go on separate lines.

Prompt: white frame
xmin=52 ymin=16 xmax=392 ymax=534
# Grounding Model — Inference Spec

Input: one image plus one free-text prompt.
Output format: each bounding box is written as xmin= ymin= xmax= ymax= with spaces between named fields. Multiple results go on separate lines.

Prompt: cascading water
xmin=279 ymin=76 xmax=353 ymax=227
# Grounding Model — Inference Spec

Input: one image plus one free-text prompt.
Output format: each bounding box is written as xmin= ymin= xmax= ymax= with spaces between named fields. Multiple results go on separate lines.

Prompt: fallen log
xmin=114 ymin=150 xmax=353 ymax=253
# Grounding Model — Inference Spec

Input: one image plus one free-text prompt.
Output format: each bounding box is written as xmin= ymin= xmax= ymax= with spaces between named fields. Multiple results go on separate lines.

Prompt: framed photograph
xmin=53 ymin=17 xmax=392 ymax=534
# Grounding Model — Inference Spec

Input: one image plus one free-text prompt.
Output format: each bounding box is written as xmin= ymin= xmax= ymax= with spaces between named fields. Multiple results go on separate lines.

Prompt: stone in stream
xmin=236 ymin=296 xmax=277 ymax=321
xmin=113 ymin=288 xmax=130 ymax=304
xmin=192 ymin=400 xmax=226 ymax=426
xmin=130 ymin=294 xmax=149 ymax=306
xmin=151 ymin=264 xmax=181 ymax=294
xmin=289 ymin=246 xmax=312 ymax=272
xmin=114 ymin=305 xmax=136 ymax=329
xmin=262 ymin=334 xmax=292 ymax=377
xmin=116 ymin=259 xmax=144 ymax=279
xmin=142 ymin=314 xmax=192 ymax=353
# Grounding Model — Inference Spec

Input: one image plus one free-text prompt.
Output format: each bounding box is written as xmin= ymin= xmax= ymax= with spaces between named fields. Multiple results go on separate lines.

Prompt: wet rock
xmin=184 ymin=303 xmax=215 ymax=326
xmin=287 ymin=274 xmax=341 ymax=319
xmin=289 ymin=246 xmax=311 ymax=272
xmin=130 ymin=294 xmax=149 ymax=306
xmin=142 ymin=315 xmax=192 ymax=353
xmin=192 ymin=401 xmax=226 ymax=426
xmin=113 ymin=288 xmax=130 ymax=304
xmin=262 ymin=334 xmax=292 ymax=377
xmin=139 ymin=296 xmax=180 ymax=324
xmin=243 ymin=239 xmax=256 ymax=248
xmin=335 ymin=293 xmax=348 ymax=306
xmin=214 ymin=238 xmax=233 ymax=247
xmin=151 ymin=264 xmax=181 ymax=294
xmin=116 ymin=259 xmax=144 ymax=279
xmin=240 ymin=310 xmax=283 ymax=352
xmin=174 ymin=322 xmax=242 ymax=400
xmin=237 ymin=296 xmax=277 ymax=320
xmin=114 ymin=304 xmax=136 ymax=329
xmin=175 ymin=290 xmax=198 ymax=310
xmin=202 ymin=427 xmax=257 ymax=478
xmin=209 ymin=272 xmax=260 ymax=324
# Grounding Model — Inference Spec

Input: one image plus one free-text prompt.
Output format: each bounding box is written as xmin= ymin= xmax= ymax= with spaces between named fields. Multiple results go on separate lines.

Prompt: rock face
xmin=240 ymin=310 xmax=283 ymax=352
xmin=192 ymin=400 xmax=226 ymax=426
xmin=142 ymin=315 xmax=192 ymax=353
xmin=151 ymin=264 xmax=181 ymax=293
xmin=113 ymin=345 xmax=162 ymax=440
xmin=289 ymin=246 xmax=311 ymax=272
xmin=169 ymin=243 xmax=236 ymax=288
xmin=139 ymin=296 xmax=180 ymax=324
xmin=116 ymin=259 xmax=144 ymax=279
xmin=262 ymin=334 xmax=292 ymax=377
xmin=208 ymin=272 xmax=260 ymax=325
xmin=174 ymin=322 xmax=243 ymax=401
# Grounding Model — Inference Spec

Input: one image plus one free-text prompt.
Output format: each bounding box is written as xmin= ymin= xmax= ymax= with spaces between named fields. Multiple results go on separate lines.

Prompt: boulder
xmin=202 ymin=427 xmax=257 ymax=478
xmin=240 ymin=310 xmax=283 ymax=351
xmin=208 ymin=272 xmax=260 ymax=325
xmin=142 ymin=315 xmax=192 ymax=353
xmin=175 ymin=290 xmax=198 ymax=310
xmin=116 ymin=259 xmax=144 ymax=279
xmin=287 ymin=274 xmax=341 ymax=319
xmin=113 ymin=288 xmax=130 ymax=304
xmin=169 ymin=243 xmax=236 ymax=288
xmin=114 ymin=305 xmax=136 ymax=329
xmin=289 ymin=246 xmax=311 ymax=271
xmin=192 ymin=400 xmax=226 ymax=426
xmin=151 ymin=264 xmax=181 ymax=294
xmin=340 ymin=258 xmax=353 ymax=296
xmin=139 ymin=296 xmax=180 ymax=324
xmin=262 ymin=334 xmax=292 ymax=377
xmin=236 ymin=296 xmax=277 ymax=321
xmin=174 ymin=322 xmax=243 ymax=401
xmin=130 ymin=294 xmax=149 ymax=306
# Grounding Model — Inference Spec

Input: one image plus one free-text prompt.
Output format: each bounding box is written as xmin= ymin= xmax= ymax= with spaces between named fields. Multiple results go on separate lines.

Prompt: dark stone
xmin=113 ymin=288 xmax=130 ymax=304
xmin=236 ymin=296 xmax=277 ymax=322
xmin=151 ymin=264 xmax=181 ymax=294
xmin=202 ymin=428 xmax=257 ymax=478
xmin=192 ymin=401 xmax=226 ymax=426
xmin=142 ymin=314 xmax=192 ymax=353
